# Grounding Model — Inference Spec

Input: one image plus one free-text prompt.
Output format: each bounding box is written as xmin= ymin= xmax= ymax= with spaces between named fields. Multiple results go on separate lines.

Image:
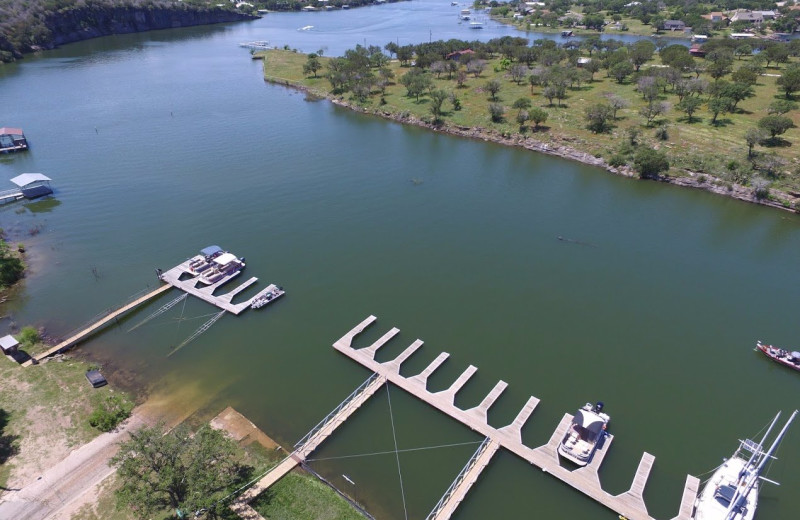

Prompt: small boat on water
xmin=469 ymin=21 xmax=484 ymax=29
xmin=756 ymin=341 xmax=800 ymax=372
xmin=250 ymin=286 xmax=285 ymax=309
xmin=692 ymin=410 xmax=797 ymax=520
xmin=557 ymin=402 xmax=609 ymax=466
xmin=299 ymin=25 xmax=314 ymax=31
xmin=189 ymin=246 xmax=246 ymax=285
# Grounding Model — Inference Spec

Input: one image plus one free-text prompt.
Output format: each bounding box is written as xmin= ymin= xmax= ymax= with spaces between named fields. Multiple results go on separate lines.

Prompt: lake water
xmin=0 ymin=2 xmax=798 ymax=520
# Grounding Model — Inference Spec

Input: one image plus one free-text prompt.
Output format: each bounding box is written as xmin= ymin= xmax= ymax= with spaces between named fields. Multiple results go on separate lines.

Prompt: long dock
xmin=230 ymin=373 xmax=387 ymax=520
xmin=23 ymin=284 xmax=172 ymax=366
xmin=333 ymin=316 xmax=701 ymax=520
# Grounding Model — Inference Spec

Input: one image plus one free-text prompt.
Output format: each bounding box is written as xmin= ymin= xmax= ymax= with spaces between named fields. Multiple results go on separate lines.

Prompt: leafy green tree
xmin=512 ymin=97 xmax=531 ymax=117
xmin=731 ymin=65 xmax=759 ymax=87
xmin=660 ymin=44 xmax=694 ymax=71
xmin=585 ymin=103 xmax=614 ymax=133
xmin=777 ymin=64 xmax=800 ymax=99
xmin=719 ymin=82 xmax=754 ymax=110
xmin=758 ymin=115 xmax=794 ymax=140
xmin=764 ymin=43 xmax=791 ymax=68
xmin=303 ymin=53 xmax=322 ymax=78
xmin=629 ymin=40 xmax=655 ymax=72
xmin=529 ymin=107 xmax=548 ymax=130
xmin=708 ymin=97 xmax=734 ymax=125
xmin=400 ymin=69 xmax=433 ymax=100
xmin=677 ymin=96 xmax=703 ymax=123
xmin=640 ymin=100 xmax=669 ymax=126
xmin=485 ymin=79 xmax=501 ymax=101
xmin=745 ymin=127 xmax=768 ymax=158
xmin=633 ymin=148 xmax=670 ymax=179
xmin=610 ymin=61 xmax=634 ymax=84
xmin=429 ymin=89 xmax=448 ymax=121
xmin=112 ymin=424 xmax=247 ymax=520
xmin=488 ymin=102 xmax=505 ymax=123
xmin=516 ymin=109 xmax=529 ymax=130
xmin=396 ymin=45 xmax=414 ymax=66
xmin=768 ymin=99 xmax=798 ymax=115
xmin=734 ymin=44 xmax=752 ymax=60
xmin=584 ymin=59 xmax=601 ymax=81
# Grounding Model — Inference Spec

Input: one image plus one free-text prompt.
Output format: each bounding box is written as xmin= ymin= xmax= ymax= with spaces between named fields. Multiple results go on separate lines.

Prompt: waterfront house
xmin=445 ymin=49 xmax=475 ymax=61
xmin=662 ymin=20 xmax=686 ymax=31
xmin=0 ymin=335 xmax=19 ymax=355
xmin=0 ymin=127 xmax=28 ymax=153
xmin=730 ymin=10 xmax=764 ymax=24
xmin=689 ymin=45 xmax=706 ymax=57
xmin=702 ymin=12 xmax=726 ymax=23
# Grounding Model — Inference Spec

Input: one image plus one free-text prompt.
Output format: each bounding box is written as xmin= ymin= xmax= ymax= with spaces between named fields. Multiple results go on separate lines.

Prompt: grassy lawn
xmin=250 ymin=471 xmax=364 ymax=520
xmin=0 ymin=350 xmax=133 ymax=489
xmin=260 ymin=48 xmax=800 ymax=203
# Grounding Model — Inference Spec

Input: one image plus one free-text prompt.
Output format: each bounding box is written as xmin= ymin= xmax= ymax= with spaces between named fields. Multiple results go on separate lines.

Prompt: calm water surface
xmin=0 ymin=3 xmax=798 ymax=519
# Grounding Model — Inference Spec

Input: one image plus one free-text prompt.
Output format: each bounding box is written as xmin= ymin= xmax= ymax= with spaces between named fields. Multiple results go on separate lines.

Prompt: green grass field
xmin=260 ymin=48 xmax=800 ymax=201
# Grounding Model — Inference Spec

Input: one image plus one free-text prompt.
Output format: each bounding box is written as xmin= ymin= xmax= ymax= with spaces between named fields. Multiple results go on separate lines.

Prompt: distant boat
xmin=692 ymin=410 xmax=797 ymax=520
xmin=756 ymin=341 xmax=800 ymax=372
xmin=298 ymin=25 xmax=314 ymax=31
xmin=469 ymin=21 xmax=484 ymax=29
xmin=450 ymin=1 xmax=458 ymax=5
xmin=460 ymin=14 xmax=470 ymax=20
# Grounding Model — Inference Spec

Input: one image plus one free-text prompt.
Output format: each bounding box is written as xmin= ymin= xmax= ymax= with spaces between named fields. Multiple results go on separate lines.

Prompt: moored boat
xmin=557 ymin=402 xmax=609 ymax=466
xmin=756 ymin=340 xmax=800 ymax=372
xmin=250 ymin=286 xmax=285 ymax=309
xmin=190 ymin=246 xmax=246 ymax=285
xmin=692 ymin=410 xmax=797 ymax=520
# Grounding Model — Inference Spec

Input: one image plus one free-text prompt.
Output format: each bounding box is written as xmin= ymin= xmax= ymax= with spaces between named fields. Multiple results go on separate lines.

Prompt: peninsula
xmin=259 ymin=36 xmax=800 ymax=212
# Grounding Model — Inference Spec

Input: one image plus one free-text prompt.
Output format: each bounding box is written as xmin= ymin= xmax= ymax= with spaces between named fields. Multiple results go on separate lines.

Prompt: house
xmin=755 ymin=10 xmax=777 ymax=20
xmin=662 ymin=20 xmax=686 ymax=31
xmin=689 ymin=45 xmax=706 ymax=57
xmin=576 ymin=57 xmax=592 ymax=67
xmin=701 ymin=12 xmax=725 ymax=23
xmin=730 ymin=10 xmax=764 ymax=24
xmin=445 ymin=49 xmax=475 ymax=61
xmin=0 ymin=335 xmax=19 ymax=355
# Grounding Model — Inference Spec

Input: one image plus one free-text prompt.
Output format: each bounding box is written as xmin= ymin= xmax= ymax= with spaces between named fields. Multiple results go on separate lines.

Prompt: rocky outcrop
xmin=43 ymin=6 xmax=257 ymax=48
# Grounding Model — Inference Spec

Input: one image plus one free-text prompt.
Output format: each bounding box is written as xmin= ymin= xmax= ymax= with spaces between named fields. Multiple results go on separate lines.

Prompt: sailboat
xmin=692 ymin=410 xmax=797 ymax=520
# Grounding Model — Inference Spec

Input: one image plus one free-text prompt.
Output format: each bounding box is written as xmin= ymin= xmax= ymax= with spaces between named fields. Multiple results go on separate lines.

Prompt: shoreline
xmin=265 ymin=74 xmax=797 ymax=215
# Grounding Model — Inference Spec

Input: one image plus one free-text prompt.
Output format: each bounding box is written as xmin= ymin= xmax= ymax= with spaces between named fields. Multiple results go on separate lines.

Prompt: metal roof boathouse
xmin=0 ymin=127 xmax=28 ymax=153
xmin=0 ymin=174 xmax=54 ymax=204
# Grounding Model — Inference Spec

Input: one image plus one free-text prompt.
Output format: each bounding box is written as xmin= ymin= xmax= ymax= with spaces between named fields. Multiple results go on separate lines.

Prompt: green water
xmin=1 ymin=7 xmax=799 ymax=520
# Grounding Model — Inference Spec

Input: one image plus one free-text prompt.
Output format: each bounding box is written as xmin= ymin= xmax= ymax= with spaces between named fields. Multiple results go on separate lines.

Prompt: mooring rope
xmin=386 ymin=382 xmax=409 ymax=520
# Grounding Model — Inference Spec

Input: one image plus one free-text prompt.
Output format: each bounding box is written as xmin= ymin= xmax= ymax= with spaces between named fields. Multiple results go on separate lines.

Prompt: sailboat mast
xmin=754 ymin=409 xmax=797 ymax=475
xmin=744 ymin=411 xmax=781 ymax=467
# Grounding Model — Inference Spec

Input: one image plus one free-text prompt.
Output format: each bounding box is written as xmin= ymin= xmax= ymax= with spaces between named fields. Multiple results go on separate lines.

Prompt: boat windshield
xmin=713 ymin=485 xmax=747 ymax=513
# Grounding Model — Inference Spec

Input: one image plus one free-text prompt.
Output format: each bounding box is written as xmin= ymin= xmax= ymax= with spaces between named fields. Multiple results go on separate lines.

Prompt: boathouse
xmin=0 ymin=127 xmax=28 ymax=153
xmin=10 ymin=173 xmax=53 ymax=199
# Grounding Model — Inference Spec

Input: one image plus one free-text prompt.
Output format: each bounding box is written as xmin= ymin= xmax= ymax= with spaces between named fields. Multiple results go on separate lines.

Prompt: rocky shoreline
xmin=266 ymin=75 xmax=798 ymax=215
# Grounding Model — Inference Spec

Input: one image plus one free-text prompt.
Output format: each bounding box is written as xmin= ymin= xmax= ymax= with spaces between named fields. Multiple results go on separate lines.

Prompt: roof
xmin=0 ymin=335 xmax=19 ymax=350
xmin=0 ymin=127 xmax=23 ymax=136
xmin=85 ymin=370 xmax=108 ymax=387
xmin=10 ymin=173 xmax=52 ymax=187
xmin=201 ymin=245 xmax=223 ymax=257
xmin=214 ymin=252 xmax=238 ymax=266
xmin=575 ymin=409 xmax=606 ymax=434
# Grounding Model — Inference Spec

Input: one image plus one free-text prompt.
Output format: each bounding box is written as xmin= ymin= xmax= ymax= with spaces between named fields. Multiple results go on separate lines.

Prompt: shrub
xmin=17 ymin=326 xmax=39 ymax=349
xmin=752 ymin=176 xmax=770 ymax=200
xmin=89 ymin=394 xmax=133 ymax=432
xmin=654 ymin=126 xmax=669 ymax=141
xmin=608 ymin=153 xmax=628 ymax=167
xmin=634 ymin=148 xmax=670 ymax=179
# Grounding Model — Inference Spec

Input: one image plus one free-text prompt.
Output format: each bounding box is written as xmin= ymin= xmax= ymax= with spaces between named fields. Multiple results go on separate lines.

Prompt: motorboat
xmin=756 ymin=341 xmax=800 ymax=372
xmin=250 ymin=286 xmax=285 ymax=309
xmin=557 ymin=402 xmax=609 ymax=466
xmin=692 ymin=410 xmax=797 ymax=520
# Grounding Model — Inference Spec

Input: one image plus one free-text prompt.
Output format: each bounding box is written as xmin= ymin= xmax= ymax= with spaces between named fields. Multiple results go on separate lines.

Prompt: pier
xmin=332 ymin=316 xmax=701 ymax=520
xmin=22 ymin=284 xmax=172 ymax=366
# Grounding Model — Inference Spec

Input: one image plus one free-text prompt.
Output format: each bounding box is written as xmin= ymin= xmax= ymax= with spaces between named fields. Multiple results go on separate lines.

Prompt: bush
xmin=89 ymin=394 xmax=133 ymax=432
xmin=634 ymin=148 xmax=670 ymax=179
xmin=752 ymin=176 xmax=770 ymax=200
xmin=654 ymin=126 xmax=669 ymax=141
xmin=608 ymin=153 xmax=628 ymax=167
xmin=17 ymin=326 xmax=39 ymax=349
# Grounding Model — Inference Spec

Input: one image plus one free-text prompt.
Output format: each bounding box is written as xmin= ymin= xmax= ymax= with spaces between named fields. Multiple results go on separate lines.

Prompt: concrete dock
xmin=333 ymin=315 xmax=701 ymax=520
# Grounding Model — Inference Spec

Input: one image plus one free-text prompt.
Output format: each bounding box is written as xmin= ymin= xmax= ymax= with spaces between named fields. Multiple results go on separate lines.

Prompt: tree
xmin=430 ymin=60 xmax=447 ymax=78
xmin=677 ymin=96 xmax=702 ymax=123
xmin=400 ymin=69 xmax=433 ymax=100
xmin=466 ymin=59 xmax=486 ymax=78
xmin=485 ymin=79 xmax=501 ymax=101
xmin=708 ymin=97 xmax=733 ymax=125
xmin=660 ymin=44 xmax=694 ymax=71
xmin=585 ymin=103 xmax=614 ymax=133
xmin=768 ymin=99 xmax=798 ymax=115
xmin=764 ymin=43 xmax=791 ymax=68
xmin=584 ymin=59 xmax=601 ymax=81
xmin=636 ymin=76 xmax=660 ymax=103
xmin=731 ymin=65 xmax=758 ymax=87
xmin=633 ymin=148 xmax=670 ymax=179
xmin=640 ymin=100 xmax=669 ymax=126
xmin=396 ymin=45 xmax=414 ymax=66
xmin=429 ymin=89 xmax=448 ymax=121
xmin=529 ymin=107 xmax=548 ymax=130
xmin=303 ymin=53 xmax=322 ymax=78
xmin=777 ymin=64 xmax=800 ymax=99
xmin=510 ymin=64 xmax=528 ymax=85
xmin=0 ymin=240 xmax=24 ymax=289
xmin=516 ymin=109 xmax=529 ymax=130
xmin=603 ymin=93 xmax=628 ymax=120
xmin=745 ymin=127 xmax=768 ymax=158
xmin=629 ymin=40 xmax=655 ymax=72
xmin=758 ymin=115 xmax=794 ymax=140
xmin=512 ymin=97 xmax=532 ymax=117
xmin=719 ymin=82 xmax=754 ymax=110
xmin=734 ymin=44 xmax=752 ymax=60
xmin=112 ymin=424 xmax=247 ymax=520
xmin=488 ymin=102 xmax=505 ymax=123
xmin=610 ymin=61 xmax=634 ymax=84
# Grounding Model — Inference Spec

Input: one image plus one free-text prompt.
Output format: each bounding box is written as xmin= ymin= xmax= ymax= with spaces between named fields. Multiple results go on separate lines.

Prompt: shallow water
xmin=1 ymin=3 xmax=798 ymax=519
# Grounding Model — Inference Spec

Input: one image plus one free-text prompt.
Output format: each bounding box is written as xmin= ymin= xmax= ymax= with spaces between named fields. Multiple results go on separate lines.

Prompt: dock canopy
xmin=213 ymin=252 xmax=238 ymax=266
xmin=10 ymin=173 xmax=51 ymax=187
xmin=575 ymin=410 xmax=605 ymax=435
xmin=0 ymin=127 xmax=24 ymax=137
xmin=201 ymin=245 xmax=224 ymax=257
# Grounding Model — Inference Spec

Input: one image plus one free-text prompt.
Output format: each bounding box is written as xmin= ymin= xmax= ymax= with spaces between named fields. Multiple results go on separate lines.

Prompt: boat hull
xmin=756 ymin=341 xmax=800 ymax=372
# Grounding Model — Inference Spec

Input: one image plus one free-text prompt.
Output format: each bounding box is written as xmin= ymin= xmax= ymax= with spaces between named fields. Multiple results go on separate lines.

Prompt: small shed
xmin=663 ymin=20 xmax=686 ymax=31
xmin=0 ymin=335 xmax=19 ymax=355
xmin=689 ymin=45 xmax=706 ymax=57
xmin=0 ymin=127 xmax=28 ymax=153
xmin=10 ymin=173 xmax=53 ymax=199
xmin=85 ymin=370 xmax=108 ymax=388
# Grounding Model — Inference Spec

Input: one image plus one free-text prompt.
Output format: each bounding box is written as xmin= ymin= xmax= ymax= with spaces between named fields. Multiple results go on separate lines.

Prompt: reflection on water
xmin=23 ymin=197 xmax=61 ymax=214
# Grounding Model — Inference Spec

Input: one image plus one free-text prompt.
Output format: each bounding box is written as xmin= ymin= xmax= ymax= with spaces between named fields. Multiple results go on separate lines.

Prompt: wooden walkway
xmin=230 ymin=374 xmax=387 ymax=520
xmin=23 ymin=284 xmax=172 ymax=366
xmin=333 ymin=316 xmax=701 ymax=520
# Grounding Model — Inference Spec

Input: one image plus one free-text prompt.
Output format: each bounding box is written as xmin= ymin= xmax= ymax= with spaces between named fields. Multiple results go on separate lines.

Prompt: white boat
xmin=557 ymin=402 xmax=609 ymax=466
xmin=298 ymin=25 xmax=314 ymax=31
xmin=469 ymin=21 xmax=484 ymax=29
xmin=692 ymin=410 xmax=797 ymax=520
xmin=250 ymin=286 xmax=285 ymax=309
xmin=191 ymin=246 xmax=246 ymax=285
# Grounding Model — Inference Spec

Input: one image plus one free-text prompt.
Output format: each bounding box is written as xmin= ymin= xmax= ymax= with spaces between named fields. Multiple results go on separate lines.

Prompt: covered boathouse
xmin=0 ymin=127 xmax=28 ymax=153
xmin=10 ymin=173 xmax=53 ymax=199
